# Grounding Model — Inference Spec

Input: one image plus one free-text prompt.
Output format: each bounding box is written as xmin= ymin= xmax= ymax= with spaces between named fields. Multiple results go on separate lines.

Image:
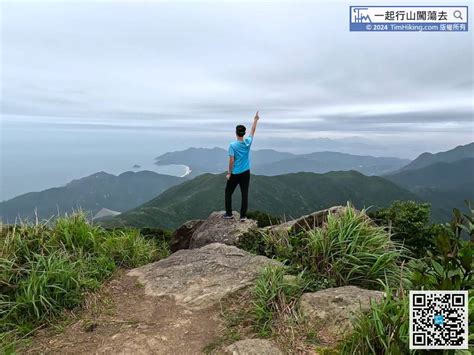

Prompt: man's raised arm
xmin=250 ymin=111 xmax=260 ymax=137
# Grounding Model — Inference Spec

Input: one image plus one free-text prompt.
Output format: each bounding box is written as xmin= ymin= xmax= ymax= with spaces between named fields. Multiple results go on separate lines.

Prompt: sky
xmin=0 ymin=0 xmax=473 ymax=199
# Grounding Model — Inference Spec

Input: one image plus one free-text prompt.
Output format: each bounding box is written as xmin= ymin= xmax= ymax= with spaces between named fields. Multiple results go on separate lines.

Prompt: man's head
xmin=236 ymin=125 xmax=246 ymax=138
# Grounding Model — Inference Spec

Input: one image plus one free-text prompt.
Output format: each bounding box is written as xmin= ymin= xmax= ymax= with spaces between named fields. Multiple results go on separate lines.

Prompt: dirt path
xmin=23 ymin=272 xmax=223 ymax=354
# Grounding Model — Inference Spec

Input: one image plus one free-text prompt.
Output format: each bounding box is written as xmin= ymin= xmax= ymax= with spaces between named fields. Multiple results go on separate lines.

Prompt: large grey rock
xmin=223 ymin=339 xmax=283 ymax=355
xmin=300 ymin=286 xmax=385 ymax=341
xmin=189 ymin=211 xmax=258 ymax=249
xmin=128 ymin=243 xmax=280 ymax=310
xmin=169 ymin=219 xmax=204 ymax=252
xmin=266 ymin=206 xmax=346 ymax=235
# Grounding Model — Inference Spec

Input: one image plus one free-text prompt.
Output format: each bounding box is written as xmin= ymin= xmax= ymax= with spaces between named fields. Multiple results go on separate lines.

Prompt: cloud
xmin=1 ymin=1 xmax=473 ymax=151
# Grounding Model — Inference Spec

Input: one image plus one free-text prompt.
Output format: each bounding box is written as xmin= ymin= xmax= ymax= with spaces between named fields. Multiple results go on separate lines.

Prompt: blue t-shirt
xmin=228 ymin=136 xmax=253 ymax=174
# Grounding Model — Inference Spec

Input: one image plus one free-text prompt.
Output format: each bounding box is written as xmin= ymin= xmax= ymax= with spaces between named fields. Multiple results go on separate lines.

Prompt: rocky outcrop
xmin=170 ymin=207 xmax=349 ymax=252
xmin=266 ymin=206 xmax=346 ymax=235
xmin=169 ymin=219 xmax=204 ymax=252
xmin=128 ymin=243 xmax=280 ymax=310
xmin=299 ymin=286 xmax=385 ymax=341
xmin=223 ymin=339 xmax=283 ymax=355
xmin=189 ymin=211 xmax=258 ymax=249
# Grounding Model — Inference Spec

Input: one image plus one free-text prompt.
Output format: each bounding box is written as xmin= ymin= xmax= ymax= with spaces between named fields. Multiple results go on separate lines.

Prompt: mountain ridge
xmin=0 ymin=170 xmax=184 ymax=223
xmin=103 ymin=170 xmax=418 ymax=229
xmin=386 ymin=158 xmax=474 ymax=190
xmin=154 ymin=148 xmax=410 ymax=177
xmin=396 ymin=142 xmax=474 ymax=172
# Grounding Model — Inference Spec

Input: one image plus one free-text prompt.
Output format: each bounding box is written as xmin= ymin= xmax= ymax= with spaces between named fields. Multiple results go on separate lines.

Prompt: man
xmin=223 ymin=111 xmax=260 ymax=221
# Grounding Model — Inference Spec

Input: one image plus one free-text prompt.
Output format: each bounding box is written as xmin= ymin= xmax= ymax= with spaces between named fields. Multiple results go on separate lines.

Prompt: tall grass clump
xmin=0 ymin=212 xmax=163 ymax=350
xmin=261 ymin=205 xmax=406 ymax=289
xmin=303 ymin=207 xmax=405 ymax=288
xmin=250 ymin=265 xmax=307 ymax=336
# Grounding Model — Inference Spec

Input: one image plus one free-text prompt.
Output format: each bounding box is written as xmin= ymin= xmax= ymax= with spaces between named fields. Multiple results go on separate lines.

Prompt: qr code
xmin=409 ymin=290 xmax=468 ymax=349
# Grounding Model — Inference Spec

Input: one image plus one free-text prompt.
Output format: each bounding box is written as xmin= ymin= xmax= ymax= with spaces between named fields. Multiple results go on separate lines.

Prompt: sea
xmin=0 ymin=119 xmax=204 ymax=201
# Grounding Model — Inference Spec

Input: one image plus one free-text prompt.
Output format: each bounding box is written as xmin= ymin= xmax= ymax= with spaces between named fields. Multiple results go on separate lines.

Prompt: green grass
xmin=227 ymin=204 xmax=471 ymax=353
xmin=341 ymin=205 xmax=474 ymax=354
xmin=226 ymin=206 xmax=410 ymax=352
xmin=0 ymin=212 xmax=165 ymax=351
xmin=208 ymin=265 xmax=317 ymax=353
xmin=304 ymin=207 xmax=405 ymax=288
xmin=259 ymin=205 xmax=407 ymax=289
xmin=340 ymin=283 xmax=409 ymax=355
xmin=250 ymin=265 xmax=307 ymax=337
xmin=341 ymin=286 xmax=474 ymax=355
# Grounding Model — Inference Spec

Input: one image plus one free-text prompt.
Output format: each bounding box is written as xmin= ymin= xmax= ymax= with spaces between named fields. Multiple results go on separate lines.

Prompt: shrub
xmin=409 ymin=203 xmax=473 ymax=291
xmin=373 ymin=200 xmax=433 ymax=257
xmin=139 ymin=227 xmax=173 ymax=243
xmin=246 ymin=211 xmax=282 ymax=228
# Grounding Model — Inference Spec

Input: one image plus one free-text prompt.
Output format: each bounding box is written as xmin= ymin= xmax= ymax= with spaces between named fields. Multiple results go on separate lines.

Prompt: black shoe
xmin=222 ymin=214 xmax=234 ymax=219
xmin=240 ymin=217 xmax=247 ymax=222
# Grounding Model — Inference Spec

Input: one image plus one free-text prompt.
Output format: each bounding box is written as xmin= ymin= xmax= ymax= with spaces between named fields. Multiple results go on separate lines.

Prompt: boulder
xmin=299 ymin=286 xmax=385 ymax=341
xmin=169 ymin=219 xmax=204 ymax=252
xmin=189 ymin=211 xmax=258 ymax=249
xmin=266 ymin=206 xmax=346 ymax=235
xmin=223 ymin=339 xmax=283 ymax=355
xmin=128 ymin=243 xmax=280 ymax=310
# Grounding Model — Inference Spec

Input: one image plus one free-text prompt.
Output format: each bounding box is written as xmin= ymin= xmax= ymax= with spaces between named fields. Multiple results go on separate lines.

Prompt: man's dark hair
xmin=236 ymin=125 xmax=246 ymax=137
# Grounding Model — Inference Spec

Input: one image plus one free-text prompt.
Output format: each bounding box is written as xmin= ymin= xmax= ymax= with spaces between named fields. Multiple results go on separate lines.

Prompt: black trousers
xmin=225 ymin=169 xmax=250 ymax=217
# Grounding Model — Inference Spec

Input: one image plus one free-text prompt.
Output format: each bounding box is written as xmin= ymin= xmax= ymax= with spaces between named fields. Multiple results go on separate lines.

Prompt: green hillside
xmin=386 ymin=158 xmax=474 ymax=190
xmin=105 ymin=171 xmax=418 ymax=229
xmin=386 ymin=158 xmax=474 ymax=220
xmin=398 ymin=142 xmax=474 ymax=172
xmin=0 ymin=171 xmax=183 ymax=223
xmin=253 ymin=151 xmax=409 ymax=176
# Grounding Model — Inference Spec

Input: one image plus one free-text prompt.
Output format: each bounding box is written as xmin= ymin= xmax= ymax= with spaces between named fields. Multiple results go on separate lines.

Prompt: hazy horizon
xmin=1 ymin=0 xmax=473 ymax=200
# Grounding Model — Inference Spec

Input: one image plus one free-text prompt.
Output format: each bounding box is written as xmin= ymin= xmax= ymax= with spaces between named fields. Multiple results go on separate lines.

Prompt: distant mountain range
xmin=386 ymin=158 xmax=474 ymax=190
xmin=103 ymin=171 xmax=418 ymax=229
xmin=155 ymin=148 xmax=410 ymax=176
xmin=385 ymin=157 xmax=474 ymax=220
xmin=252 ymin=152 xmax=410 ymax=176
xmin=3 ymin=142 xmax=472 ymax=227
xmin=385 ymin=142 xmax=474 ymax=220
xmin=107 ymin=142 xmax=473 ymax=228
xmin=155 ymin=147 xmax=295 ymax=176
xmin=396 ymin=142 xmax=474 ymax=172
xmin=0 ymin=171 xmax=183 ymax=223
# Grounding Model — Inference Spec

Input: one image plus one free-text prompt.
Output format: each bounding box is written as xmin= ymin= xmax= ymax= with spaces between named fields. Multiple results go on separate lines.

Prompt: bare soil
xmin=22 ymin=271 xmax=223 ymax=354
